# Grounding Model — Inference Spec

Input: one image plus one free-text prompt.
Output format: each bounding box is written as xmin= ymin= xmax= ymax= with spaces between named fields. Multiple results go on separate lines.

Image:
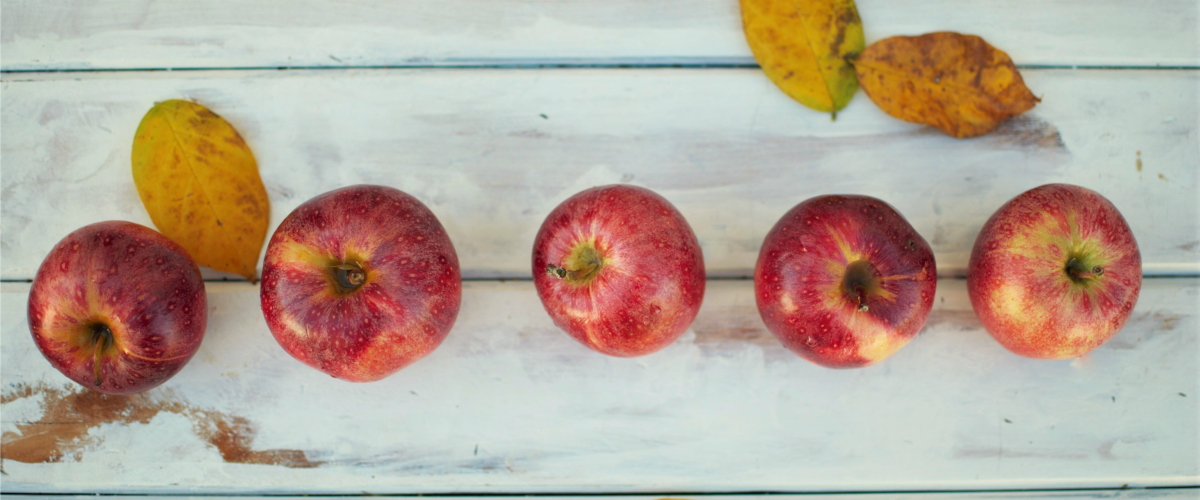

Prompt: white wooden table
xmin=2 ymin=1 xmax=1197 ymax=497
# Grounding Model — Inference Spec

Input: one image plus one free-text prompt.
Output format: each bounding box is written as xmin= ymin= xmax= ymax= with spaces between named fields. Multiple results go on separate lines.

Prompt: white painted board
xmin=3 ymin=493 xmax=1199 ymax=500
xmin=1 ymin=0 xmax=1197 ymax=70
xmin=2 ymin=69 xmax=1197 ymax=280
xmin=2 ymin=279 xmax=1197 ymax=494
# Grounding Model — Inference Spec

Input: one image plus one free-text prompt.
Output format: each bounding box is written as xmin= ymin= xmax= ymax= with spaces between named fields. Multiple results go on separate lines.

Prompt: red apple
xmin=755 ymin=195 xmax=936 ymax=368
xmin=532 ymin=185 xmax=705 ymax=357
xmin=260 ymin=185 xmax=461 ymax=382
xmin=967 ymin=184 xmax=1141 ymax=359
xmin=27 ymin=221 xmax=207 ymax=394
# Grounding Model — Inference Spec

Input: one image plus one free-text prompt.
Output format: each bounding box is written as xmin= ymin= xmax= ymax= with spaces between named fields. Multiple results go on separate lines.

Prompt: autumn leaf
xmin=854 ymin=32 xmax=1039 ymax=138
xmin=132 ymin=100 xmax=269 ymax=281
xmin=741 ymin=0 xmax=864 ymax=117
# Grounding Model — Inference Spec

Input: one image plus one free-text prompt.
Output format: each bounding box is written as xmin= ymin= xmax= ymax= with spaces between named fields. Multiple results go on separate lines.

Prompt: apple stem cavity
xmin=547 ymin=244 xmax=604 ymax=285
xmin=1066 ymin=258 xmax=1105 ymax=282
xmin=89 ymin=323 xmax=114 ymax=387
xmin=545 ymin=260 xmax=600 ymax=284
xmin=331 ymin=263 xmax=367 ymax=293
xmin=842 ymin=259 xmax=879 ymax=313
xmin=853 ymin=284 xmax=869 ymax=312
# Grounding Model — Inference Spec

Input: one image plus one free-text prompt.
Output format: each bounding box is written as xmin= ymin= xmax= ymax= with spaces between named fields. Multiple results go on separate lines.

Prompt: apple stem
xmin=1066 ymin=258 xmax=1105 ymax=281
xmin=545 ymin=264 xmax=568 ymax=279
xmin=545 ymin=261 xmax=600 ymax=283
xmin=90 ymin=323 xmax=114 ymax=387
xmin=853 ymin=284 xmax=869 ymax=312
xmin=546 ymin=246 xmax=604 ymax=285
xmin=332 ymin=264 xmax=366 ymax=290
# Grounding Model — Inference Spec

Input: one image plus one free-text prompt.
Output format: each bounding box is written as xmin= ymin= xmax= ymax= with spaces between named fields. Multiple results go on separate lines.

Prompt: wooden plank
xmin=1 ymin=0 xmax=1197 ymax=71
xmin=2 ymin=278 xmax=1197 ymax=494
xmin=3 ymin=492 xmax=1199 ymax=500
xmin=2 ymin=69 xmax=1197 ymax=280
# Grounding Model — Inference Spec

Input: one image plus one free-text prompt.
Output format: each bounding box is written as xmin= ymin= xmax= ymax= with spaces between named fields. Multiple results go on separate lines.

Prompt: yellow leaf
xmin=854 ymin=32 xmax=1040 ymax=138
xmin=741 ymin=0 xmax=864 ymax=116
xmin=132 ymin=100 xmax=269 ymax=282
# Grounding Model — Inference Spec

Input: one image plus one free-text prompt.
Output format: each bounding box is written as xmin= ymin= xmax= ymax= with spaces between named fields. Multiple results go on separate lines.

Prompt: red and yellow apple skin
xmin=967 ymin=184 xmax=1141 ymax=359
xmin=260 ymin=185 xmax=461 ymax=382
xmin=755 ymin=195 xmax=936 ymax=368
xmin=28 ymin=221 xmax=207 ymax=395
xmin=532 ymin=185 xmax=705 ymax=357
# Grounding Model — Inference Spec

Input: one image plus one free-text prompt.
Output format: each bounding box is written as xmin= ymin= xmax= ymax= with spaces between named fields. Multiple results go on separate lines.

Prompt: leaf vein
xmin=162 ymin=104 xmax=253 ymax=279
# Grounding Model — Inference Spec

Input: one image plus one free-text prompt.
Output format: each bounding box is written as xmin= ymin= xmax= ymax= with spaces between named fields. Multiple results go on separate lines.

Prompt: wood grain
xmin=2 ymin=69 xmax=1197 ymax=280
xmin=1 ymin=0 xmax=1196 ymax=70
xmin=1 ymin=278 xmax=1196 ymax=493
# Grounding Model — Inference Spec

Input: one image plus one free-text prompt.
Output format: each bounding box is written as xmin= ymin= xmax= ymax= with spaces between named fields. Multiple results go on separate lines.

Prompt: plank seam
xmin=2 ymin=485 xmax=1198 ymax=497
xmin=2 ymin=63 xmax=1199 ymax=76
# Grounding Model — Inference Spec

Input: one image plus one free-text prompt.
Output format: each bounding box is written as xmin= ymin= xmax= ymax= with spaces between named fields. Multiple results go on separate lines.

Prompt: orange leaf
xmin=741 ymin=0 xmax=864 ymax=116
xmin=854 ymin=32 xmax=1039 ymax=138
xmin=131 ymin=100 xmax=269 ymax=281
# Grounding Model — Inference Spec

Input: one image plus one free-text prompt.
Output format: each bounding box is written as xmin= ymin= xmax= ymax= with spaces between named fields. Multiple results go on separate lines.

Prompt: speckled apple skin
xmin=27 ymin=221 xmax=207 ymax=395
xmin=532 ymin=185 xmax=705 ymax=357
xmin=967 ymin=184 xmax=1141 ymax=359
xmin=755 ymin=195 xmax=936 ymax=368
xmin=260 ymin=185 xmax=461 ymax=382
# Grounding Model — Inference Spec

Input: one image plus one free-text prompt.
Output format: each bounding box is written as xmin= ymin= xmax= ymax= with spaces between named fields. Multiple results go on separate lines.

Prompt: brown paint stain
xmin=1 ymin=383 xmax=321 ymax=468
xmin=990 ymin=115 xmax=1066 ymax=150
xmin=38 ymin=100 xmax=68 ymax=126
xmin=923 ymin=310 xmax=983 ymax=331
xmin=1107 ymin=311 xmax=1184 ymax=350
xmin=198 ymin=411 xmax=317 ymax=467
xmin=1136 ymin=150 xmax=1142 ymax=172
xmin=691 ymin=300 xmax=776 ymax=348
xmin=1150 ymin=311 xmax=1182 ymax=331
xmin=693 ymin=324 xmax=775 ymax=346
xmin=690 ymin=309 xmax=793 ymax=361
xmin=509 ymin=129 xmax=549 ymax=139
xmin=1158 ymin=173 xmax=1168 ymax=181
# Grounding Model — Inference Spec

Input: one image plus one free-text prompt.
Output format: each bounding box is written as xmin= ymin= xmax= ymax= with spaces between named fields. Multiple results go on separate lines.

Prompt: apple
xmin=755 ymin=195 xmax=936 ymax=368
xmin=967 ymin=184 xmax=1141 ymax=359
xmin=532 ymin=185 xmax=705 ymax=357
xmin=260 ymin=185 xmax=461 ymax=382
xmin=27 ymin=221 xmax=207 ymax=395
